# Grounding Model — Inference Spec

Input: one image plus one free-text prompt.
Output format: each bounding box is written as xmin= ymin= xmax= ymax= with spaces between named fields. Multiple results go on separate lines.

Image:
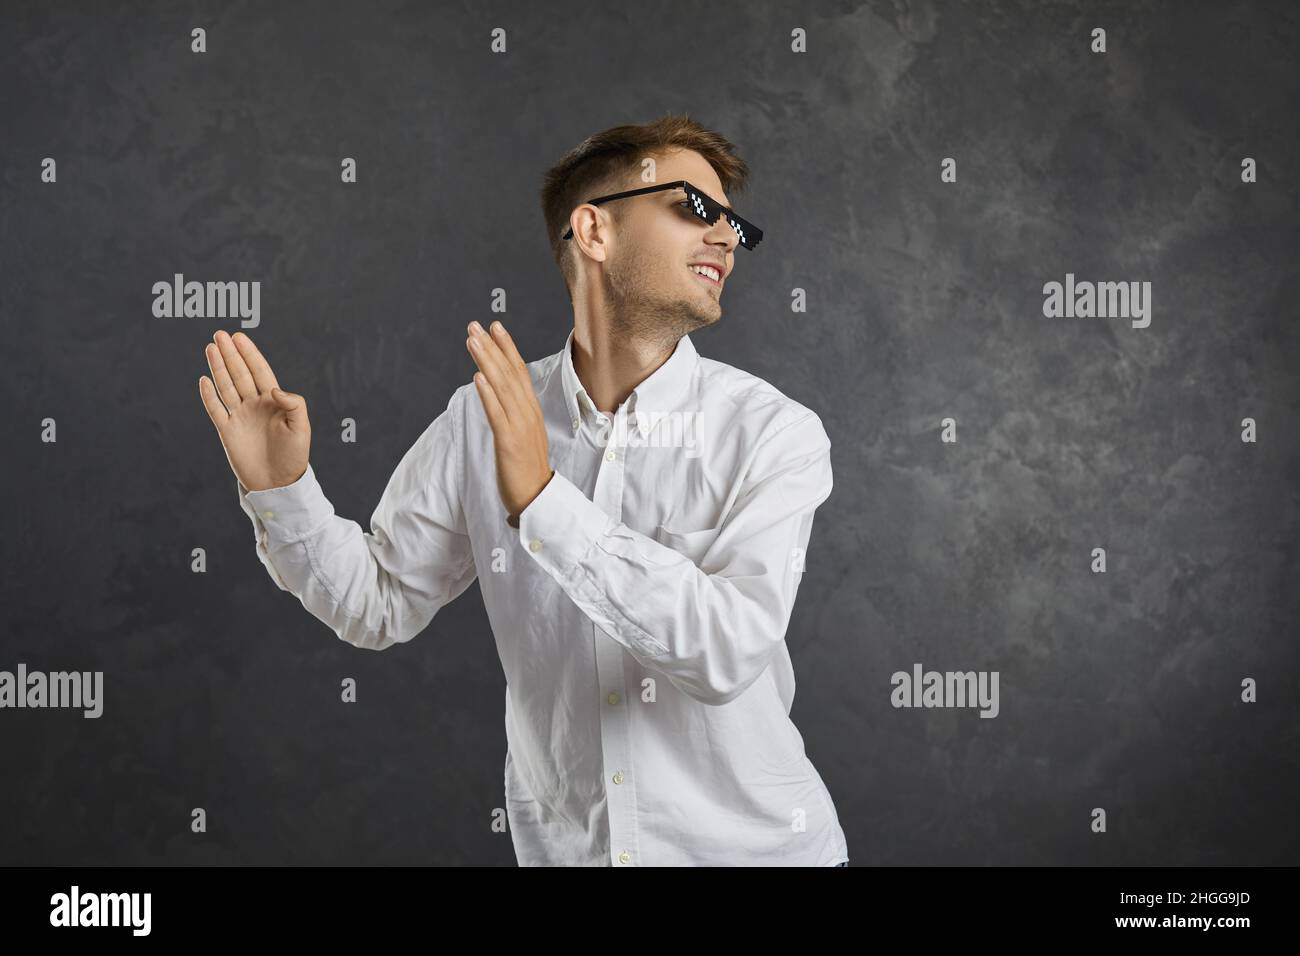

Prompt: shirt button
xmin=612 ymin=770 xmax=624 ymax=785
xmin=261 ymin=510 xmax=274 ymax=520
xmin=528 ymin=539 xmax=543 ymax=553
xmin=607 ymin=691 xmax=620 ymax=705
xmin=571 ymin=418 xmax=579 ymax=430
xmin=618 ymin=851 xmax=631 ymax=864
xmin=605 ymin=449 xmax=616 ymax=462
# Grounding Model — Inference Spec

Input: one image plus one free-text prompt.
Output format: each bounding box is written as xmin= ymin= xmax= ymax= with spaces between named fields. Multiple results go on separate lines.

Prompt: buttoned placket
xmin=584 ymin=398 xmax=643 ymax=866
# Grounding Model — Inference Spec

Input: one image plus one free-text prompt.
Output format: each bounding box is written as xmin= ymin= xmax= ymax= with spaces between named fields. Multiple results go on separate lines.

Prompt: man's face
xmin=593 ymin=149 xmax=741 ymax=342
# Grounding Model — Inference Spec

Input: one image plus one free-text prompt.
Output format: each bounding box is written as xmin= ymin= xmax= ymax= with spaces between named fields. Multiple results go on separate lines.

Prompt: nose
xmin=706 ymin=211 xmax=740 ymax=252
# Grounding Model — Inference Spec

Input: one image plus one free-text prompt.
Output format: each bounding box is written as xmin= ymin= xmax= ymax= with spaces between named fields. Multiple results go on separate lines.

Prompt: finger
xmin=488 ymin=321 xmax=528 ymax=373
xmin=198 ymin=376 xmax=230 ymax=429
xmin=472 ymin=370 xmax=508 ymax=432
xmin=488 ymin=321 xmax=542 ymax=412
xmin=468 ymin=325 xmax=525 ymax=414
xmin=272 ymin=387 xmax=309 ymax=431
xmin=467 ymin=332 xmax=517 ymax=420
xmin=205 ymin=341 xmax=242 ymax=411
xmin=231 ymin=332 xmax=280 ymax=395
xmin=213 ymin=329 xmax=259 ymax=401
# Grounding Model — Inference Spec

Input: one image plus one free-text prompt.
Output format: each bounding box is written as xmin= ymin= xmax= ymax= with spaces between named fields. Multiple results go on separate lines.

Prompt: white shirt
xmin=237 ymin=328 xmax=849 ymax=866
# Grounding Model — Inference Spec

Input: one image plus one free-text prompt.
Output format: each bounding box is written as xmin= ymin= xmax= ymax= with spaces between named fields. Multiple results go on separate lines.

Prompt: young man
xmin=198 ymin=114 xmax=849 ymax=866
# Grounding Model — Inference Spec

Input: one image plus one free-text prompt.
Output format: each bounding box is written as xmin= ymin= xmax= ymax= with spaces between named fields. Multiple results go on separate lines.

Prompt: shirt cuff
xmin=516 ymin=470 xmax=615 ymax=578
xmin=239 ymin=464 xmax=335 ymax=542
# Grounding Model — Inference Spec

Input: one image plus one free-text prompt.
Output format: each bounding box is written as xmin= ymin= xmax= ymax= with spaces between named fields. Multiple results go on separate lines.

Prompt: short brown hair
xmin=539 ymin=113 xmax=752 ymax=301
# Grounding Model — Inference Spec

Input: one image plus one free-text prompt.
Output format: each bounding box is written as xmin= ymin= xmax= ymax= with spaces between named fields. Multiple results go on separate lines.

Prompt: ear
xmin=572 ymin=207 xmax=614 ymax=266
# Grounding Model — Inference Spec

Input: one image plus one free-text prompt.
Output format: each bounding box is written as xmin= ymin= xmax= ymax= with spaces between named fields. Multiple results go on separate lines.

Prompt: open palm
xmin=198 ymin=330 xmax=311 ymax=493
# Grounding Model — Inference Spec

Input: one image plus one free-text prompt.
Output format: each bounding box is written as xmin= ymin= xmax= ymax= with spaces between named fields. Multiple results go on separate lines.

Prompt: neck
xmin=570 ymin=316 xmax=679 ymax=415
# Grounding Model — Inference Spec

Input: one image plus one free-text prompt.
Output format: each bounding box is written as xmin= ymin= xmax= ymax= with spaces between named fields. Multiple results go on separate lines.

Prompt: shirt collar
xmin=560 ymin=327 xmax=699 ymax=438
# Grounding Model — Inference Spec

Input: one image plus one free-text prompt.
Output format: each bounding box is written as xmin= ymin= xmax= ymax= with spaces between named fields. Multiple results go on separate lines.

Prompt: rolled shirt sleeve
xmin=517 ymin=412 xmax=833 ymax=705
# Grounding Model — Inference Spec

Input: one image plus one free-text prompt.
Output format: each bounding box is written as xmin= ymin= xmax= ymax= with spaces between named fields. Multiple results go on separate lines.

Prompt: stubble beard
xmin=604 ymin=249 xmax=720 ymax=349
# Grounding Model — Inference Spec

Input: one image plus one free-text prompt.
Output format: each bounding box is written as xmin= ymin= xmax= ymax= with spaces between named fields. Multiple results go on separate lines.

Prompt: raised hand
xmin=198 ymin=330 xmax=311 ymax=493
xmin=465 ymin=320 xmax=554 ymax=518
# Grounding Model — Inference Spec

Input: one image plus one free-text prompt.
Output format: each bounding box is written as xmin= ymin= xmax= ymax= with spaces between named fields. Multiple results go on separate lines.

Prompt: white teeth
xmin=690 ymin=265 xmax=720 ymax=281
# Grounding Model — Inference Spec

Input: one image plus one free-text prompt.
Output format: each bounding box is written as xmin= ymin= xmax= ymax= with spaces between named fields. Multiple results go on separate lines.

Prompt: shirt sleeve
xmin=235 ymin=388 xmax=478 ymax=651
xmin=516 ymin=410 xmax=833 ymax=705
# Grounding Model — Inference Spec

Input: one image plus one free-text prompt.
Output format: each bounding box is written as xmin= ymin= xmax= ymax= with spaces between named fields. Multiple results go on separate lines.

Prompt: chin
xmin=689 ymin=309 xmax=721 ymax=331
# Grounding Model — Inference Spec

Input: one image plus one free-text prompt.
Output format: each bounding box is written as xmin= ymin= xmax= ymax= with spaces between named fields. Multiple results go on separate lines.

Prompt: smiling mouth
xmin=689 ymin=267 xmax=722 ymax=287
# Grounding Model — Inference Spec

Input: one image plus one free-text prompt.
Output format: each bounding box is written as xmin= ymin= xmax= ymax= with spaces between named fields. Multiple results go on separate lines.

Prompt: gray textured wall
xmin=1 ymin=0 xmax=1296 ymax=865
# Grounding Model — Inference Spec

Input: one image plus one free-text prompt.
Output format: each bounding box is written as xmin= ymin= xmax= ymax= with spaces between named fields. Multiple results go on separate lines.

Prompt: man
xmin=197 ymin=114 xmax=849 ymax=866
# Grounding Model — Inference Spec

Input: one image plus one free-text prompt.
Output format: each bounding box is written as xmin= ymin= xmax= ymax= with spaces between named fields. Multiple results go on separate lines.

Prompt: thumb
xmin=272 ymin=387 xmax=308 ymax=428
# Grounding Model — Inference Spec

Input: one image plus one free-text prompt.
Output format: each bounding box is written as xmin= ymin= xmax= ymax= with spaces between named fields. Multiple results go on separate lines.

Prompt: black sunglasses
xmin=561 ymin=180 xmax=763 ymax=250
